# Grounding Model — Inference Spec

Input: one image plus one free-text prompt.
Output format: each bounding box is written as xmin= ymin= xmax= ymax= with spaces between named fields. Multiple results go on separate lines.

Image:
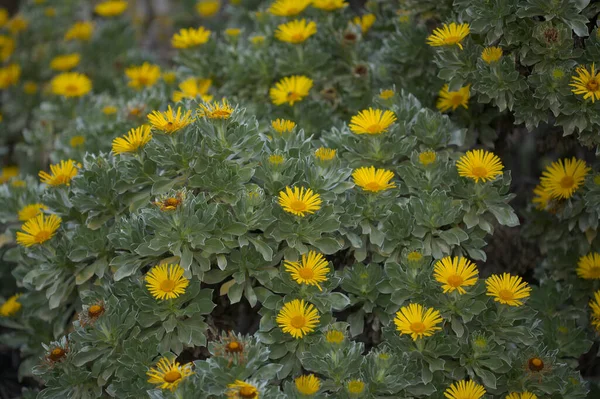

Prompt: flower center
xmin=446 ymin=274 xmax=464 ymax=287
xmin=287 ymin=91 xmax=300 ymax=102
xmin=528 ymin=357 xmax=544 ymax=371
xmin=589 ymin=267 xmax=600 ymax=278
xmin=138 ymin=76 xmax=149 ymax=85
xmin=410 ymin=322 xmax=426 ymax=333
xmin=287 ymin=7 xmax=298 ymax=14
xmin=88 ymin=304 xmax=103 ymax=316
xmin=290 ymin=315 xmax=306 ymax=328
xmin=291 ymin=33 xmax=305 ymax=42
xmin=35 ymin=230 xmax=52 ymax=243
xmin=226 ymin=341 xmax=243 ymax=353
xmin=49 ymin=348 xmax=65 ymax=361
xmin=239 ymin=387 xmax=257 ymax=398
xmin=160 ymin=279 xmax=176 ymax=292
xmin=211 ymin=110 xmax=231 ymax=118
xmin=163 ymin=370 xmax=182 ymax=383
xmin=560 ymin=175 xmax=574 ymax=189
xmin=290 ymin=200 xmax=307 ymax=212
xmin=366 ymin=124 xmax=381 ymax=133
xmin=298 ymin=267 xmax=314 ymax=280
xmin=364 ymin=182 xmax=382 ymax=191
xmin=445 ymin=35 xmax=461 ymax=45
xmin=471 ymin=166 xmax=488 ymax=178
xmin=65 ymin=84 xmax=79 ymax=94
xmin=589 ymin=79 xmax=600 ymax=91
xmin=498 ymin=289 xmax=514 ymax=301
xmin=450 ymin=94 xmax=464 ymax=106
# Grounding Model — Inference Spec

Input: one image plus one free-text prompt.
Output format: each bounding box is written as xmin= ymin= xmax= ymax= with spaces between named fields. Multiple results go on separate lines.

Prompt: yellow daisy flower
xmin=7 ymin=15 xmax=28 ymax=34
xmin=278 ymin=186 xmax=322 ymax=217
xmin=147 ymin=106 xmax=194 ymax=134
xmin=427 ymin=22 xmax=470 ymax=50
xmin=540 ymin=157 xmax=590 ymax=199
xmin=437 ymin=84 xmax=470 ymax=112
xmin=433 ymin=256 xmax=479 ymax=294
xmin=269 ymin=0 xmax=312 ymax=17
xmin=145 ymin=264 xmax=189 ymax=300
xmin=70 ymin=135 xmax=85 ymax=148
xmin=226 ymin=380 xmax=259 ymax=398
xmin=162 ymin=72 xmax=176 ymax=84
xmin=456 ymin=149 xmax=504 ymax=183
xmin=125 ymin=63 xmax=161 ymax=90
xmin=315 ymin=147 xmax=336 ymax=161
xmin=352 ymin=14 xmax=376 ymax=33
xmin=394 ymin=303 xmax=443 ymax=340
xmin=112 ymin=125 xmax=153 ymax=154
xmin=16 ymin=214 xmax=61 ymax=247
xmin=295 ymin=374 xmax=320 ymax=395
xmin=23 ymin=81 xmax=38 ymax=95
xmin=173 ymin=78 xmax=212 ymax=102
xmin=39 ymin=159 xmax=79 ymax=186
xmin=94 ymin=0 xmax=128 ymax=17
xmin=50 ymin=72 xmax=92 ymax=98
xmin=64 ymin=21 xmax=94 ymax=41
xmin=269 ymin=154 xmax=285 ymax=165
xmin=102 ymin=105 xmax=118 ymax=115
xmin=325 ymin=329 xmax=344 ymax=344
xmin=0 ymin=35 xmax=15 ymax=61
xmin=171 ymin=27 xmax=211 ymax=49
xmin=349 ymin=108 xmax=397 ymax=135
xmin=146 ymin=357 xmax=193 ymax=391
xmin=196 ymin=0 xmax=221 ymax=18
xmin=276 ymin=299 xmax=320 ymax=339
xmin=481 ymin=46 xmax=503 ymax=64
xmin=0 ymin=166 xmax=19 ymax=184
xmin=225 ymin=28 xmax=241 ymax=37
xmin=577 ymin=253 xmax=600 ymax=280
xmin=284 ymin=251 xmax=330 ymax=291
xmin=0 ymin=8 xmax=7 ymax=27
xmin=570 ymin=63 xmax=600 ymax=103
xmin=275 ymin=19 xmax=317 ymax=44
xmin=0 ymin=63 xmax=21 ymax=89
xmin=506 ymin=392 xmax=538 ymax=399
xmin=313 ymin=0 xmax=348 ymax=11
xmin=379 ymin=89 xmax=394 ymax=99
xmin=485 ymin=273 xmax=531 ymax=306
xmin=250 ymin=35 xmax=266 ymax=45
xmin=444 ymin=380 xmax=486 ymax=399
xmin=0 ymin=294 xmax=21 ymax=317
xmin=18 ymin=203 xmax=48 ymax=221
xmin=271 ymin=119 xmax=296 ymax=133
xmin=419 ymin=151 xmax=437 ymax=166
xmin=407 ymin=251 xmax=423 ymax=262
xmin=347 ymin=380 xmax=365 ymax=394
xmin=198 ymin=99 xmax=234 ymax=119
xmin=589 ymin=290 xmax=600 ymax=331
xmin=352 ymin=166 xmax=395 ymax=192
xmin=270 ymin=75 xmax=313 ymax=106
xmin=532 ymin=184 xmax=552 ymax=210
xmin=50 ymin=53 xmax=81 ymax=71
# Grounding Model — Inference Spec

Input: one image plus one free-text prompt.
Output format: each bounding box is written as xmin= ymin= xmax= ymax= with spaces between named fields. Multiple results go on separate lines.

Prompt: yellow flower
xmin=11 ymin=180 xmax=26 ymax=188
xmin=64 ymin=21 xmax=94 ymax=41
xmin=50 ymin=53 xmax=81 ymax=71
xmin=278 ymin=186 xmax=322 ymax=216
xmin=295 ymin=374 xmax=320 ymax=395
xmin=540 ymin=157 xmax=590 ymax=199
xmin=397 ymin=9 xmax=411 ymax=23
xmin=456 ymin=149 xmax=504 ymax=183
xmin=147 ymin=105 xmax=194 ymax=134
xmin=16 ymin=214 xmax=61 ymax=247
xmin=394 ymin=303 xmax=443 ymax=340
xmin=250 ymin=35 xmax=266 ymax=45
xmin=269 ymin=0 xmax=311 ymax=17
xmin=407 ymin=251 xmax=423 ymax=262
xmin=269 ymin=154 xmax=285 ymax=165
xmin=433 ymin=256 xmax=479 ymax=294
xmin=271 ymin=119 xmax=296 ymax=133
xmin=0 ymin=166 xmax=19 ymax=184
xmin=0 ymin=35 xmax=15 ymax=61
xmin=126 ymin=63 xmax=161 ymax=90
xmin=44 ymin=7 xmax=56 ymax=17
xmin=225 ymin=28 xmax=241 ymax=37
xmin=270 ymin=75 xmax=313 ymax=106
xmin=198 ymin=99 xmax=234 ymax=119
xmin=196 ymin=0 xmax=220 ymax=17
xmin=226 ymin=380 xmax=259 ymax=399
xmin=436 ymin=84 xmax=470 ymax=112
xmin=347 ymin=380 xmax=365 ymax=394
xmin=427 ymin=22 xmax=470 ymax=50
xmin=352 ymin=14 xmax=376 ymax=33
xmin=50 ymin=72 xmax=92 ymax=98
xmin=349 ymin=108 xmax=396 ymax=135
xmin=577 ymin=253 xmax=600 ymax=280
xmin=0 ymin=64 xmax=21 ymax=89
xmin=570 ymin=63 xmax=600 ymax=102
xmin=444 ymin=380 xmax=486 ymax=399
xmin=23 ymin=81 xmax=38 ymax=95
xmin=18 ymin=203 xmax=48 ymax=221
xmin=276 ymin=299 xmax=320 ymax=339
xmin=147 ymin=357 xmax=193 ymax=391
xmin=352 ymin=166 xmax=395 ymax=192
xmin=0 ymin=294 xmax=21 ymax=317
xmin=325 ymin=329 xmax=344 ymax=343
xmin=112 ymin=125 xmax=152 ymax=154
xmin=485 ymin=273 xmax=531 ymax=306
xmin=275 ymin=19 xmax=317 ymax=44
xmin=102 ymin=105 xmax=118 ymax=115
xmin=284 ymin=251 xmax=330 ymax=291
xmin=7 ymin=15 xmax=28 ymax=34
xmin=313 ymin=0 xmax=348 ymax=11
xmin=171 ymin=27 xmax=211 ymax=48
xmin=315 ymin=147 xmax=336 ymax=161
xmin=39 ymin=159 xmax=79 ymax=186
xmin=162 ymin=71 xmax=176 ymax=84
xmin=482 ymin=46 xmax=503 ymax=63
xmin=506 ymin=393 xmax=538 ymax=399
xmin=532 ymin=184 xmax=552 ymax=210
xmin=0 ymin=8 xmax=7 ymax=27
xmin=94 ymin=1 xmax=128 ymax=17
xmin=589 ymin=290 xmax=600 ymax=332
xmin=172 ymin=77 xmax=212 ymax=102
xmin=145 ymin=264 xmax=189 ymax=300
xmin=419 ymin=150 xmax=437 ymax=166
xmin=379 ymin=89 xmax=394 ymax=99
